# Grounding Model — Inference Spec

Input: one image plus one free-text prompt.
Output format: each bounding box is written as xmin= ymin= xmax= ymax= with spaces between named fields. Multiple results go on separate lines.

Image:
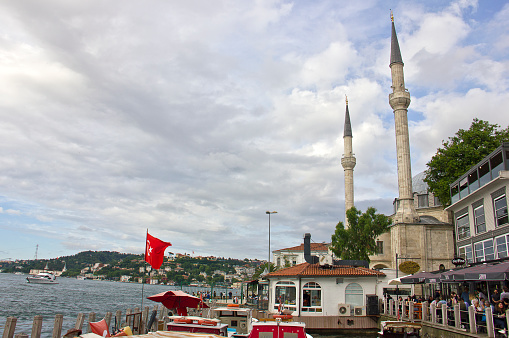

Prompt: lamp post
xmin=266 ymin=211 xmax=277 ymax=271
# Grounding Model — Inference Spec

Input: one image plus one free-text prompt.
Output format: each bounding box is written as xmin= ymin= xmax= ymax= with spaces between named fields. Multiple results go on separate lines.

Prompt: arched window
xmin=275 ymin=281 xmax=296 ymax=311
xmin=302 ymin=282 xmax=322 ymax=313
xmin=345 ymin=283 xmax=363 ymax=306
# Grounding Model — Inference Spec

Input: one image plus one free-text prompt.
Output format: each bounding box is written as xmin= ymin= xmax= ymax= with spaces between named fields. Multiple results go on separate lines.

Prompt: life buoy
xmin=198 ymin=319 xmax=217 ymax=326
xmin=273 ymin=314 xmax=293 ymax=320
xmin=227 ymin=304 xmax=240 ymax=307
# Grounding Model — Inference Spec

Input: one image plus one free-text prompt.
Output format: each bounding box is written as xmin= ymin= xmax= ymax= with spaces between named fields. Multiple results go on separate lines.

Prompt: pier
xmin=382 ymin=298 xmax=509 ymax=337
xmin=1 ymin=305 xmax=168 ymax=338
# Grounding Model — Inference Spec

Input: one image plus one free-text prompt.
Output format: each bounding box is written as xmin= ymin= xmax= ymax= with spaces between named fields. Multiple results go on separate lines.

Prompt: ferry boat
xmin=26 ymin=272 xmax=58 ymax=284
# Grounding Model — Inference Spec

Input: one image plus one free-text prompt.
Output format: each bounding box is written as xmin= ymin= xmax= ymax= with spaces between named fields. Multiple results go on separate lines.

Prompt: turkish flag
xmin=145 ymin=232 xmax=172 ymax=269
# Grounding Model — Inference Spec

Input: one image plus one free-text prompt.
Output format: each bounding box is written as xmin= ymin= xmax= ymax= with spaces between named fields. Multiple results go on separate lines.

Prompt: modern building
xmin=446 ymin=142 xmax=509 ymax=263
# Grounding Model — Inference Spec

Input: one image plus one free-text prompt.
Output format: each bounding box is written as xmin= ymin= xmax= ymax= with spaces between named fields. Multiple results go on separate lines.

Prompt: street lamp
xmin=266 ymin=211 xmax=277 ymax=271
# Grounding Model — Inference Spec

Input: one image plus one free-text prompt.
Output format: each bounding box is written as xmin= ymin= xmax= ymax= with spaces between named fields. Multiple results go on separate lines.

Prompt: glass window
xmin=479 ymin=162 xmax=490 ymax=187
xmin=468 ymin=170 xmax=479 ymax=193
xmin=345 ymin=283 xmax=363 ymax=306
xmin=302 ymin=282 xmax=322 ymax=313
xmin=376 ymin=241 xmax=384 ymax=255
xmin=459 ymin=178 xmax=469 ymax=199
xmin=434 ymin=196 xmax=442 ymax=206
xmin=451 ymin=184 xmax=459 ymax=203
xmin=456 ymin=213 xmax=470 ymax=240
xmin=474 ymin=239 xmax=495 ymax=262
xmin=494 ymin=195 xmax=508 ymax=227
xmin=474 ymin=205 xmax=486 ymax=234
xmin=496 ymin=235 xmax=509 ymax=259
xmin=491 ymin=152 xmax=504 ymax=178
xmin=275 ymin=281 xmax=296 ymax=308
xmin=418 ymin=194 xmax=429 ymax=208
xmin=459 ymin=245 xmax=473 ymax=263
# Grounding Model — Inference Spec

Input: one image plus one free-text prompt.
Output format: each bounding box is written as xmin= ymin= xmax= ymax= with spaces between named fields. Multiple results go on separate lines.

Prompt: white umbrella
xmin=388 ymin=277 xmax=403 ymax=285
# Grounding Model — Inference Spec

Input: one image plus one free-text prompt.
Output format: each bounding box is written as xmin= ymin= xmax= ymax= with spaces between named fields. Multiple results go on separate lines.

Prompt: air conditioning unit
xmin=338 ymin=304 xmax=351 ymax=316
xmin=354 ymin=306 xmax=366 ymax=316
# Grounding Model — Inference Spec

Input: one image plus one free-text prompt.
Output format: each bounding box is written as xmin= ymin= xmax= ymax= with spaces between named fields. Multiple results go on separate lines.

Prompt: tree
xmin=330 ymin=207 xmax=391 ymax=263
xmin=424 ymin=119 xmax=509 ymax=206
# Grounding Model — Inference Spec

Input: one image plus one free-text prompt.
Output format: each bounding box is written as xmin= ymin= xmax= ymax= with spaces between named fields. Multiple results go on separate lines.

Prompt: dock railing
xmin=382 ymin=298 xmax=508 ymax=337
xmin=1 ymin=304 xmax=169 ymax=338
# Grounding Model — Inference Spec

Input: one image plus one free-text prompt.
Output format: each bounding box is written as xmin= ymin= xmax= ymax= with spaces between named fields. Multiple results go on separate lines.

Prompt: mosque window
xmin=376 ymin=241 xmax=384 ymax=255
xmin=417 ymin=194 xmax=429 ymax=208
xmin=456 ymin=213 xmax=470 ymax=240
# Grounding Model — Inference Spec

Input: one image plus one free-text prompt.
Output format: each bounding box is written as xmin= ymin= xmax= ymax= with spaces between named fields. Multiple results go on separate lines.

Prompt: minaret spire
xmin=389 ymin=13 xmax=419 ymax=224
xmin=341 ymin=95 xmax=356 ymax=227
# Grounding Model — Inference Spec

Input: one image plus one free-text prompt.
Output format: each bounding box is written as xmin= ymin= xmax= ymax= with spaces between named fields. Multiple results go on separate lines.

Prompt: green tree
xmin=330 ymin=207 xmax=391 ymax=263
xmin=424 ymin=119 xmax=509 ymax=206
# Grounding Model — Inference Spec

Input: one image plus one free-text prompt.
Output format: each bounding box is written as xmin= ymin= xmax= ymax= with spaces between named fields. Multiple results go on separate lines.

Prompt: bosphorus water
xmin=0 ymin=273 xmax=376 ymax=337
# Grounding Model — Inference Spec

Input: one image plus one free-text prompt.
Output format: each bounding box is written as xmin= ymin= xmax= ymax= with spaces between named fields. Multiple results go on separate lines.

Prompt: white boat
xmin=26 ymin=272 xmax=58 ymax=284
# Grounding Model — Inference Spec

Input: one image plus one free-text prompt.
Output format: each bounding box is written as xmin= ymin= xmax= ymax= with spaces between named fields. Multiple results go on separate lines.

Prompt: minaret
xmin=341 ymin=96 xmax=356 ymax=227
xmin=389 ymin=12 xmax=419 ymax=224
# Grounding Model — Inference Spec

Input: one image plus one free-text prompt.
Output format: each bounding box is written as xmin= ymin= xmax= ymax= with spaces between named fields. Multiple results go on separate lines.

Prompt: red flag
xmin=145 ymin=232 xmax=172 ymax=269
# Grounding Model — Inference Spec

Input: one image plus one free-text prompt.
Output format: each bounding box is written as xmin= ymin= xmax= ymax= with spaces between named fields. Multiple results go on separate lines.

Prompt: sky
xmin=1 ymin=0 xmax=509 ymax=262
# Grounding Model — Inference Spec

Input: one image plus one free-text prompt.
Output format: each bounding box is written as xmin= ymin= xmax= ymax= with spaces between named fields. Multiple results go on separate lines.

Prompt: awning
xmin=400 ymin=271 xmax=440 ymax=284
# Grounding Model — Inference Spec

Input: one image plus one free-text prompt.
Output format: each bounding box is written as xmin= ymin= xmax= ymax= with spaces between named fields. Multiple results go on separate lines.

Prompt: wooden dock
xmin=1 ymin=305 xmax=168 ymax=338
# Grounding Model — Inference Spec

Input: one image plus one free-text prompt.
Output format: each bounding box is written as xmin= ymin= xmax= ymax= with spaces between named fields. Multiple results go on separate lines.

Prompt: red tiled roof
xmin=274 ymin=243 xmax=329 ymax=252
xmin=266 ymin=262 xmax=385 ymax=278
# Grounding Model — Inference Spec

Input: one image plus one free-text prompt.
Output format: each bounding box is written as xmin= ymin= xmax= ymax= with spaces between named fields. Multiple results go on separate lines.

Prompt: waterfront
xmin=0 ymin=273 xmax=377 ymax=337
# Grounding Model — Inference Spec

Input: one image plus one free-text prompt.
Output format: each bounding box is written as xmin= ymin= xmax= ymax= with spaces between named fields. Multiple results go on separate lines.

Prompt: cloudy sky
xmin=1 ymin=0 xmax=508 ymax=261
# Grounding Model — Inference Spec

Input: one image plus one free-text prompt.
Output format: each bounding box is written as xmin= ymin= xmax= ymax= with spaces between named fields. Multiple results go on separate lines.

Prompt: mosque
xmin=341 ymin=14 xmax=455 ymax=273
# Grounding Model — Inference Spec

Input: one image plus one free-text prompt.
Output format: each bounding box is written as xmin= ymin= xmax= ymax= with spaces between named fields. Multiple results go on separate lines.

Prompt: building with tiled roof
xmin=272 ymin=242 xmax=331 ymax=268
xmin=263 ymin=261 xmax=387 ymax=319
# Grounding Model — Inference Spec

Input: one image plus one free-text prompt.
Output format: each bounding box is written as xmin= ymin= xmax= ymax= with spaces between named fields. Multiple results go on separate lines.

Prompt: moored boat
xmin=26 ymin=272 xmax=58 ymax=284
xmin=378 ymin=321 xmax=421 ymax=337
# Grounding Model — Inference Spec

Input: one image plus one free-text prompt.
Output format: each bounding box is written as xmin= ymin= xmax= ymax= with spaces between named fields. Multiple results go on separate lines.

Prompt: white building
xmin=273 ymin=242 xmax=330 ymax=268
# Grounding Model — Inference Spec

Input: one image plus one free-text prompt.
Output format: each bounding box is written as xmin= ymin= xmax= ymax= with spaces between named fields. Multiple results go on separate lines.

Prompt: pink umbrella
xmin=147 ymin=290 xmax=209 ymax=316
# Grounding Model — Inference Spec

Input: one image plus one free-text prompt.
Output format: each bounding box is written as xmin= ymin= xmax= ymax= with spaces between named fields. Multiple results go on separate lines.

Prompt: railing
xmin=1 ymin=305 xmax=168 ymax=338
xmin=382 ymin=299 xmax=509 ymax=337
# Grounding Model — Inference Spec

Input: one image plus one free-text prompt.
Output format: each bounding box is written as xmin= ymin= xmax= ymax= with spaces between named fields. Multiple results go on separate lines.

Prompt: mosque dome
xmin=412 ymin=171 xmax=428 ymax=194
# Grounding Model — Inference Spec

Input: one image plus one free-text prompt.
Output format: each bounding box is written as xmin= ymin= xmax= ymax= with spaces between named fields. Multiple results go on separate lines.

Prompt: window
xmin=376 ymin=241 xmax=384 ymax=255
xmin=494 ymin=195 xmax=508 ymax=227
xmin=496 ymin=235 xmax=509 ymax=259
xmin=302 ymin=282 xmax=322 ymax=313
xmin=468 ymin=170 xmax=479 ymax=193
xmin=473 ymin=205 xmax=486 ymax=234
xmin=479 ymin=162 xmax=490 ymax=187
xmin=345 ymin=283 xmax=363 ymax=306
xmin=474 ymin=239 xmax=495 ymax=262
xmin=491 ymin=152 xmax=504 ymax=178
xmin=274 ymin=281 xmax=296 ymax=310
xmin=418 ymin=194 xmax=429 ymax=208
xmin=434 ymin=196 xmax=442 ymax=206
xmin=459 ymin=177 xmax=469 ymax=199
xmin=459 ymin=245 xmax=473 ymax=263
xmin=451 ymin=184 xmax=459 ymax=203
xmin=456 ymin=213 xmax=470 ymax=240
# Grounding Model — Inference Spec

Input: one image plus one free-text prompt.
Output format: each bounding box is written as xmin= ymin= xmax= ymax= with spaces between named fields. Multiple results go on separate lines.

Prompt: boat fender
xmin=272 ymin=315 xmax=293 ymax=320
xmin=198 ymin=319 xmax=217 ymax=326
xmin=227 ymin=304 xmax=240 ymax=307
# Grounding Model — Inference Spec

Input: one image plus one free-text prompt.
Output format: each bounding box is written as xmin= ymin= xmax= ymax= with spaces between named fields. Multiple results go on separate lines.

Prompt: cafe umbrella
xmin=147 ymin=290 xmax=209 ymax=316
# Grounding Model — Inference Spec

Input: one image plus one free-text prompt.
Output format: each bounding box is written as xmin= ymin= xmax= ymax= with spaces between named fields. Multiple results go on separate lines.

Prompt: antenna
xmin=34 ymin=244 xmax=38 ymax=260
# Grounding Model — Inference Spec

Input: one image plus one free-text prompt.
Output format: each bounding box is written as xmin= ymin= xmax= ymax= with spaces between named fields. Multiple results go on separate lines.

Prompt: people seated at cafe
xmin=494 ymin=302 xmax=507 ymax=331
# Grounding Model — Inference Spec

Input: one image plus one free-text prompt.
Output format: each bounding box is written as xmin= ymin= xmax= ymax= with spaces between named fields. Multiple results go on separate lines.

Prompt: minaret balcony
xmin=389 ymin=91 xmax=411 ymax=110
xmin=341 ymin=156 xmax=356 ymax=169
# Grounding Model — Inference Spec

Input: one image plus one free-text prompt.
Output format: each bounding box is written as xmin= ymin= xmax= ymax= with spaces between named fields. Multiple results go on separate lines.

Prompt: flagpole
xmin=141 ymin=229 xmax=148 ymax=310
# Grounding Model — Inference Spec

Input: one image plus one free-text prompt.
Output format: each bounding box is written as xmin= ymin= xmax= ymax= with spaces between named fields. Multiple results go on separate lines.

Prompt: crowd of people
xmin=387 ymin=285 xmax=509 ymax=333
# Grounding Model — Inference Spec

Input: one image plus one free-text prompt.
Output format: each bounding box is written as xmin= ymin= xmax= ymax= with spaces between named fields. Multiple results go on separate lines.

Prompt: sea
xmin=0 ymin=273 xmax=376 ymax=338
